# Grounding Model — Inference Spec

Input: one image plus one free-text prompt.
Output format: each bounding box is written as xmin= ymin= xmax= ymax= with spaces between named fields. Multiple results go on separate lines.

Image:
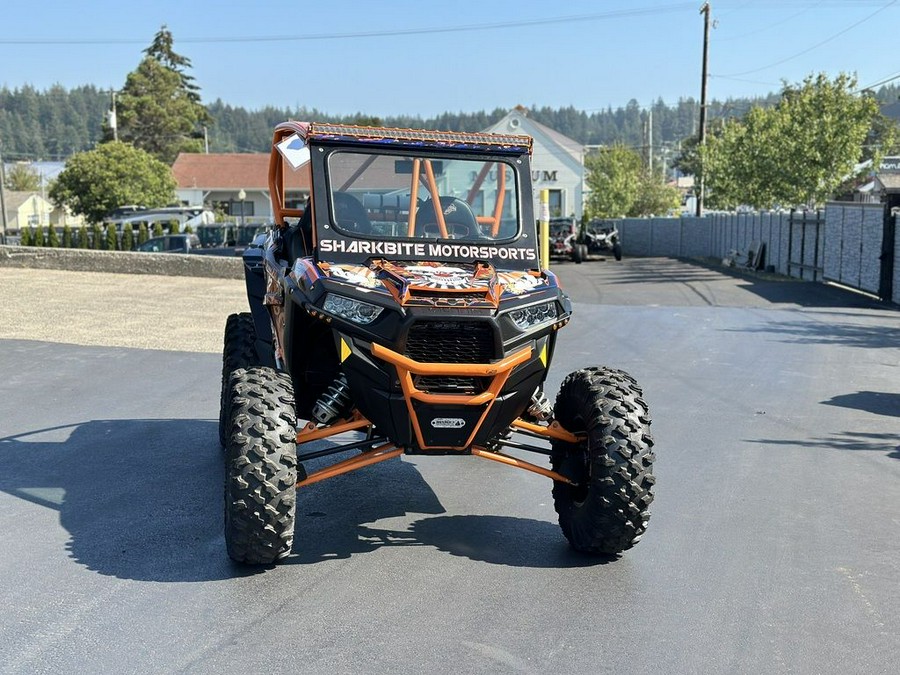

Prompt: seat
xmin=333 ymin=191 xmax=372 ymax=234
xmin=416 ymin=197 xmax=480 ymax=239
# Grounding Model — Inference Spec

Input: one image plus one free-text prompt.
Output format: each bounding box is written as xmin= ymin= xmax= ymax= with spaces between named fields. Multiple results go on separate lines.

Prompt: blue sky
xmin=3 ymin=0 xmax=900 ymax=117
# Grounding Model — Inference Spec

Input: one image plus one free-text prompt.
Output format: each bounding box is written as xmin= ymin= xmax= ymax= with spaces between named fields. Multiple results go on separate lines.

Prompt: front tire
xmin=571 ymin=243 xmax=584 ymax=264
xmin=224 ymin=366 xmax=301 ymax=565
xmin=551 ymin=367 xmax=655 ymax=555
xmin=613 ymin=241 xmax=623 ymax=261
xmin=219 ymin=313 xmax=259 ymax=448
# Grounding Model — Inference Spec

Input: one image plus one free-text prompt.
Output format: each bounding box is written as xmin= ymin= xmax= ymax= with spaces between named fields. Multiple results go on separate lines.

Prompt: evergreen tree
xmin=90 ymin=223 xmax=102 ymax=249
xmin=33 ymin=225 xmax=45 ymax=247
xmin=62 ymin=224 xmax=72 ymax=248
xmin=78 ymin=224 xmax=89 ymax=248
xmin=106 ymin=25 xmax=212 ymax=163
xmin=169 ymin=220 xmax=180 ymax=235
xmin=138 ymin=222 xmax=149 ymax=244
xmin=122 ymin=225 xmax=134 ymax=251
xmin=20 ymin=227 xmax=32 ymax=246
xmin=105 ymin=225 xmax=119 ymax=251
xmin=153 ymin=222 xmax=164 ymax=237
xmin=47 ymin=225 xmax=60 ymax=248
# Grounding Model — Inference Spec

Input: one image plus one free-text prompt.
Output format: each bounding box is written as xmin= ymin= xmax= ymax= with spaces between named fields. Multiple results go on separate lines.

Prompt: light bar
xmin=306 ymin=123 xmax=533 ymax=154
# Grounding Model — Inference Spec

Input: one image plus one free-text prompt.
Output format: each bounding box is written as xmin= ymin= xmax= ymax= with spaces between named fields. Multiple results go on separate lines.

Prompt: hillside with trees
xmin=1 ymin=82 xmax=828 ymax=162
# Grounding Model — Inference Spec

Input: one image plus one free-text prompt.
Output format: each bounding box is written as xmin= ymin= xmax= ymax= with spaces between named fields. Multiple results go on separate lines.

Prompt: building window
xmin=548 ymin=189 xmax=563 ymax=218
xmin=227 ymin=200 xmax=255 ymax=217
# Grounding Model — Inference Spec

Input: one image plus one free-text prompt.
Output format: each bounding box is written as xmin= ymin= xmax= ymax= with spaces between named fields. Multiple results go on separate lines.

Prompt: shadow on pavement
xmin=1 ymin=420 xmax=602 ymax=578
xmin=682 ymin=258 xmax=893 ymax=309
xmin=748 ymin=431 xmax=900 ymax=458
xmin=822 ymin=391 xmax=900 ymax=418
xmin=725 ymin=315 xmax=900 ymax=349
xmin=0 ymin=419 xmax=254 ymax=582
xmin=286 ymin=512 xmax=612 ymax=569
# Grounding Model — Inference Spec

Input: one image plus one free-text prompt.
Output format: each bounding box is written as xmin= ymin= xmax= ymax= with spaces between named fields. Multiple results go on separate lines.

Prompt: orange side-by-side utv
xmin=219 ymin=122 xmax=655 ymax=564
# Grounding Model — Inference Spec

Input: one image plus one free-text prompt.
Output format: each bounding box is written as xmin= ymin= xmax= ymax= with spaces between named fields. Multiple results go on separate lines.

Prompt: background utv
xmin=220 ymin=122 xmax=656 ymax=565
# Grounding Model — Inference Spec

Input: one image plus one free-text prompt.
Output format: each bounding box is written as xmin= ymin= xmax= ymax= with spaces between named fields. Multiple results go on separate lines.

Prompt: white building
xmin=483 ymin=108 xmax=585 ymax=220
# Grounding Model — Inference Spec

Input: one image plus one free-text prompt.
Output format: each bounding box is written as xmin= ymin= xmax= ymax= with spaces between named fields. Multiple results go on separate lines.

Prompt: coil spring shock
xmin=526 ymin=389 xmax=553 ymax=422
xmin=311 ymin=373 xmax=352 ymax=424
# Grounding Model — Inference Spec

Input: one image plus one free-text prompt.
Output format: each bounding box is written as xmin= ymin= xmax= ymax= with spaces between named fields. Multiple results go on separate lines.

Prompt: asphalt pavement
xmin=0 ymin=257 xmax=898 ymax=674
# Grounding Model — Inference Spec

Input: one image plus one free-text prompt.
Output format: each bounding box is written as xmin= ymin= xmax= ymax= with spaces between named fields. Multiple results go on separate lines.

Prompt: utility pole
xmin=0 ymin=139 xmax=8 ymax=245
xmin=697 ymin=2 xmax=711 ymax=217
xmin=648 ymin=107 xmax=653 ymax=174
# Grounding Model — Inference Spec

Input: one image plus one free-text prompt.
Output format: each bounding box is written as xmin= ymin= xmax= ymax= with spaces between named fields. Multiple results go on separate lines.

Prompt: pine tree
xmin=138 ymin=222 xmax=149 ymax=244
xmin=169 ymin=220 xmax=180 ymax=235
xmin=62 ymin=224 xmax=73 ymax=248
xmin=105 ymin=225 xmax=119 ymax=251
xmin=105 ymin=25 xmax=213 ymax=163
xmin=78 ymin=224 xmax=89 ymax=248
xmin=90 ymin=223 xmax=102 ymax=249
xmin=20 ymin=227 xmax=32 ymax=246
xmin=33 ymin=226 xmax=45 ymax=247
xmin=153 ymin=222 xmax=164 ymax=238
xmin=122 ymin=225 xmax=134 ymax=251
xmin=47 ymin=225 xmax=60 ymax=248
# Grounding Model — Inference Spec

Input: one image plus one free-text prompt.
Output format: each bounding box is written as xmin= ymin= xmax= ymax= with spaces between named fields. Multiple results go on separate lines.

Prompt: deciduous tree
xmin=49 ymin=141 xmax=175 ymax=223
xmin=702 ymin=73 xmax=892 ymax=209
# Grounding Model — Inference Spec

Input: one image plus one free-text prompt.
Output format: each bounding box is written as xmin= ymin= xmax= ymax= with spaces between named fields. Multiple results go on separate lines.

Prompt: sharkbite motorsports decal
xmin=318 ymin=238 xmax=538 ymax=262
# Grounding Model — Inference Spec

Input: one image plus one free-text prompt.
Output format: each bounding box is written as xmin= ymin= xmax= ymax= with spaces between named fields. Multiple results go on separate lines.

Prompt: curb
xmin=0 ymin=245 xmax=243 ymax=279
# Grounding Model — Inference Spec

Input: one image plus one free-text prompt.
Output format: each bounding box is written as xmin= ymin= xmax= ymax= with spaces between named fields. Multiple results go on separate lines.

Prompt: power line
xmin=717 ymin=0 xmax=897 ymax=77
xmin=0 ymin=4 xmax=696 ymax=45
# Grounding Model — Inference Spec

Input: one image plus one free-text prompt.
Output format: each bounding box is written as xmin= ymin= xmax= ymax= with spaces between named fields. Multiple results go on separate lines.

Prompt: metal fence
xmin=608 ymin=203 xmax=898 ymax=304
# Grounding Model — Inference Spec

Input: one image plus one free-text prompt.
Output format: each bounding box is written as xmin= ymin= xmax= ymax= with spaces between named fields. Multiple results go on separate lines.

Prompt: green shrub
xmin=33 ymin=226 xmax=45 ymax=247
xmin=47 ymin=225 xmax=60 ymax=248
xmin=152 ymin=222 xmax=164 ymax=238
xmin=105 ymin=225 xmax=119 ymax=251
xmin=20 ymin=227 xmax=32 ymax=246
xmin=90 ymin=223 xmax=102 ymax=250
xmin=138 ymin=223 xmax=149 ymax=245
xmin=122 ymin=226 xmax=134 ymax=251
xmin=78 ymin=224 xmax=89 ymax=248
xmin=62 ymin=225 xmax=73 ymax=248
xmin=169 ymin=219 xmax=181 ymax=235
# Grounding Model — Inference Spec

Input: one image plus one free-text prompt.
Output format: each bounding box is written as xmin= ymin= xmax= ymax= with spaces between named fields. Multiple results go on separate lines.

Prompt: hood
xmin=321 ymin=259 xmax=549 ymax=308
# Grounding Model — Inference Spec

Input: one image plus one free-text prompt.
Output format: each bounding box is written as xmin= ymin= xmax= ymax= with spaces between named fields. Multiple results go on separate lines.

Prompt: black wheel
xmin=571 ymin=244 xmax=584 ymax=264
xmin=224 ymin=366 xmax=302 ymax=565
xmin=613 ymin=242 xmax=623 ymax=261
xmin=219 ymin=313 xmax=258 ymax=448
xmin=579 ymin=243 xmax=590 ymax=262
xmin=551 ymin=367 xmax=655 ymax=555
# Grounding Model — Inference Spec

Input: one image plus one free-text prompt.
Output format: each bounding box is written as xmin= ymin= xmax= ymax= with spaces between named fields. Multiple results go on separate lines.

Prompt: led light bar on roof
xmin=305 ymin=122 xmax=533 ymax=155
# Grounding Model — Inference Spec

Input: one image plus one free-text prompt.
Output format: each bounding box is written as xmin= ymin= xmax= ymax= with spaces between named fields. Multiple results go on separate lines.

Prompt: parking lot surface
xmin=1 ymin=258 xmax=897 ymax=673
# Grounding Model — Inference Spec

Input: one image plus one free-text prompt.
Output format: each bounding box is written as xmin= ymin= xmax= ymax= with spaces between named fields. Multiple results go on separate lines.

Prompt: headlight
xmin=323 ymin=293 xmax=384 ymax=325
xmin=509 ymin=301 xmax=557 ymax=330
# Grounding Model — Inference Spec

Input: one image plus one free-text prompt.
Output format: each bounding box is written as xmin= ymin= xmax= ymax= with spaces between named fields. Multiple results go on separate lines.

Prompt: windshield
xmin=326 ymin=151 xmax=519 ymax=243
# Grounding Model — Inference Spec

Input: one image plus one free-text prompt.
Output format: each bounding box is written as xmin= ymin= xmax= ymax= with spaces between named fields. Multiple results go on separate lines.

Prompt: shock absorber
xmin=312 ymin=373 xmax=352 ymax=424
xmin=526 ymin=389 xmax=553 ymax=422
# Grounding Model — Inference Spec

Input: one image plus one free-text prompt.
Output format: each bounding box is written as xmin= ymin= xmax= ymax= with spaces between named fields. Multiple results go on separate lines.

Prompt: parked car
xmin=136 ymin=234 xmax=202 ymax=254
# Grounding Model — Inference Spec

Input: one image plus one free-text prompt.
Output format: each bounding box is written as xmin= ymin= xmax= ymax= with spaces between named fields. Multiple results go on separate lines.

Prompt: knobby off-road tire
xmin=219 ymin=313 xmax=258 ymax=448
xmin=613 ymin=242 xmax=623 ymax=261
xmin=551 ymin=367 xmax=655 ymax=555
xmin=224 ymin=366 xmax=302 ymax=565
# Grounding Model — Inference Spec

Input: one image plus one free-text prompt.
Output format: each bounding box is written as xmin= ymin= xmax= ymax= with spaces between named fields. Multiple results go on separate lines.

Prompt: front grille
xmin=414 ymin=375 xmax=483 ymax=394
xmin=404 ymin=321 xmax=495 ymax=364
